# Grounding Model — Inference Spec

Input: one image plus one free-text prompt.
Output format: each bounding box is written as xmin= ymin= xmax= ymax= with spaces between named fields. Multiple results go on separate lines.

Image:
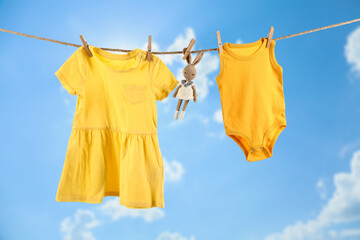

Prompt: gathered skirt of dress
xmin=55 ymin=128 xmax=165 ymax=209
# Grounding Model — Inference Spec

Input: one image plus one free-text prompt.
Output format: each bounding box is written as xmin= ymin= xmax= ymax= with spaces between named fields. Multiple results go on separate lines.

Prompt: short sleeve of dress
xmin=151 ymin=57 xmax=179 ymax=101
xmin=55 ymin=46 xmax=87 ymax=95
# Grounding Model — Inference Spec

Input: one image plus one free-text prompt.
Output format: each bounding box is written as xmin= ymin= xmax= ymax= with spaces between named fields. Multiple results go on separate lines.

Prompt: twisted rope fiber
xmin=1 ymin=18 xmax=359 ymax=54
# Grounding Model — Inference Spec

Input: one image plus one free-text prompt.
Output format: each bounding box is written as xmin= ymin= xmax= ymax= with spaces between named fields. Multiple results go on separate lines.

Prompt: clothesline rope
xmin=0 ymin=18 xmax=359 ymax=54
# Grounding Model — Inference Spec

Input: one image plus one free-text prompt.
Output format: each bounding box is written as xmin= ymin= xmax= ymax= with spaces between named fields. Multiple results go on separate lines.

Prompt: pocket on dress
xmin=124 ymin=84 xmax=146 ymax=104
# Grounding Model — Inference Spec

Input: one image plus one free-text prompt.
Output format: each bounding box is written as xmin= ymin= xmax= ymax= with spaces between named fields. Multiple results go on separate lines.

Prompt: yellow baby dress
xmin=54 ymin=45 xmax=179 ymax=208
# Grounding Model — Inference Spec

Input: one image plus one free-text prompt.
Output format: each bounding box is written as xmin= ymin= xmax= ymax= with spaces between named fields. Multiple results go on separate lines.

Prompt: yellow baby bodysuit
xmin=216 ymin=37 xmax=287 ymax=161
xmin=55 ymin=45 xmax=179 ymax=208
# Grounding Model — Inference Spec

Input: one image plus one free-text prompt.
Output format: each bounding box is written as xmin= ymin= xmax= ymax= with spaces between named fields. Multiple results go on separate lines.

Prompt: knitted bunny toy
xmin=173 ymin=48 xmax=204 ymax=120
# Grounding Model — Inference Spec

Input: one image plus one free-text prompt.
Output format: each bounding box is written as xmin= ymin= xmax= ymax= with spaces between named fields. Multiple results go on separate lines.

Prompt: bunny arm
xmin=192 ymin=85 xmax=198 ymax=102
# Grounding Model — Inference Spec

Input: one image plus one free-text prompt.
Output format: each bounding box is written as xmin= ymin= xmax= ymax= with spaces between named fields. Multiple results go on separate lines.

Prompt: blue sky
xmin=1 ymin=0 xmax=360 ymax=240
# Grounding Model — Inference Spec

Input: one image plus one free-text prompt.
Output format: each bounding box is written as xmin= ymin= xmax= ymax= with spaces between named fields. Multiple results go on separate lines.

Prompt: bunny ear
xmin=182 ymin=47 xmax=192 ymax=64
xmin=192 ymin=51 xmax=204 ymax=65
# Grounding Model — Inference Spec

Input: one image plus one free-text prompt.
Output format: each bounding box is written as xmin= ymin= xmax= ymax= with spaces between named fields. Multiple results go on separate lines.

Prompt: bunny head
xmin=182 ymin=47 xmax=204 ymax=81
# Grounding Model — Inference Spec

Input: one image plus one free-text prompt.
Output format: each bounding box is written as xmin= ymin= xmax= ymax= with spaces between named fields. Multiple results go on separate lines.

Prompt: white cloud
xmin=162 ymin=28 xmax=196 ymax=66
xmin=163 ymin=158 xmax=185 ymax=182
xmin=327 ymin=228 xmax=360 ymax=239
xmin=316 ymin=178 xmax=327 ymax=200
xmin=235 ymin=39 xmax=243 ymax=44
xmin=338 ymin=229 xmax=360 ymax=238
xmin=193 ymin=52 xmax=219 ymax=100
xmin=213 ymin=109 xmax=223 ymax=124
xmin=265 ymin=150 xmax=360 ymax=240
xmin=60 ymin=209 xmax=100 ymax=240
xmin=339 ymin=139 xmax=360 ymax=158
xmin=99 ymin=199 xmax=164 ymax=222
xmin=345 ymin=26 xmax=360 ymax=77
xmin=157 ymin=231 xmax=196 ymax=240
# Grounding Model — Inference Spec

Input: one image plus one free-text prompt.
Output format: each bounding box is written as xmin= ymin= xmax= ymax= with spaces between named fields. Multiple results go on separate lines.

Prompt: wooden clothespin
xmin=182 ymin=38 xmax=195 ymax=60
xmin=266 ymin=26 xmax=274 ymax=48
xmin=79 ymin=35 xmax=92 ymax=57
xmin=147 ymin=35 xmax=152 ymax=61
xmin=216 ymin=31 xmax=223 ymax=54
